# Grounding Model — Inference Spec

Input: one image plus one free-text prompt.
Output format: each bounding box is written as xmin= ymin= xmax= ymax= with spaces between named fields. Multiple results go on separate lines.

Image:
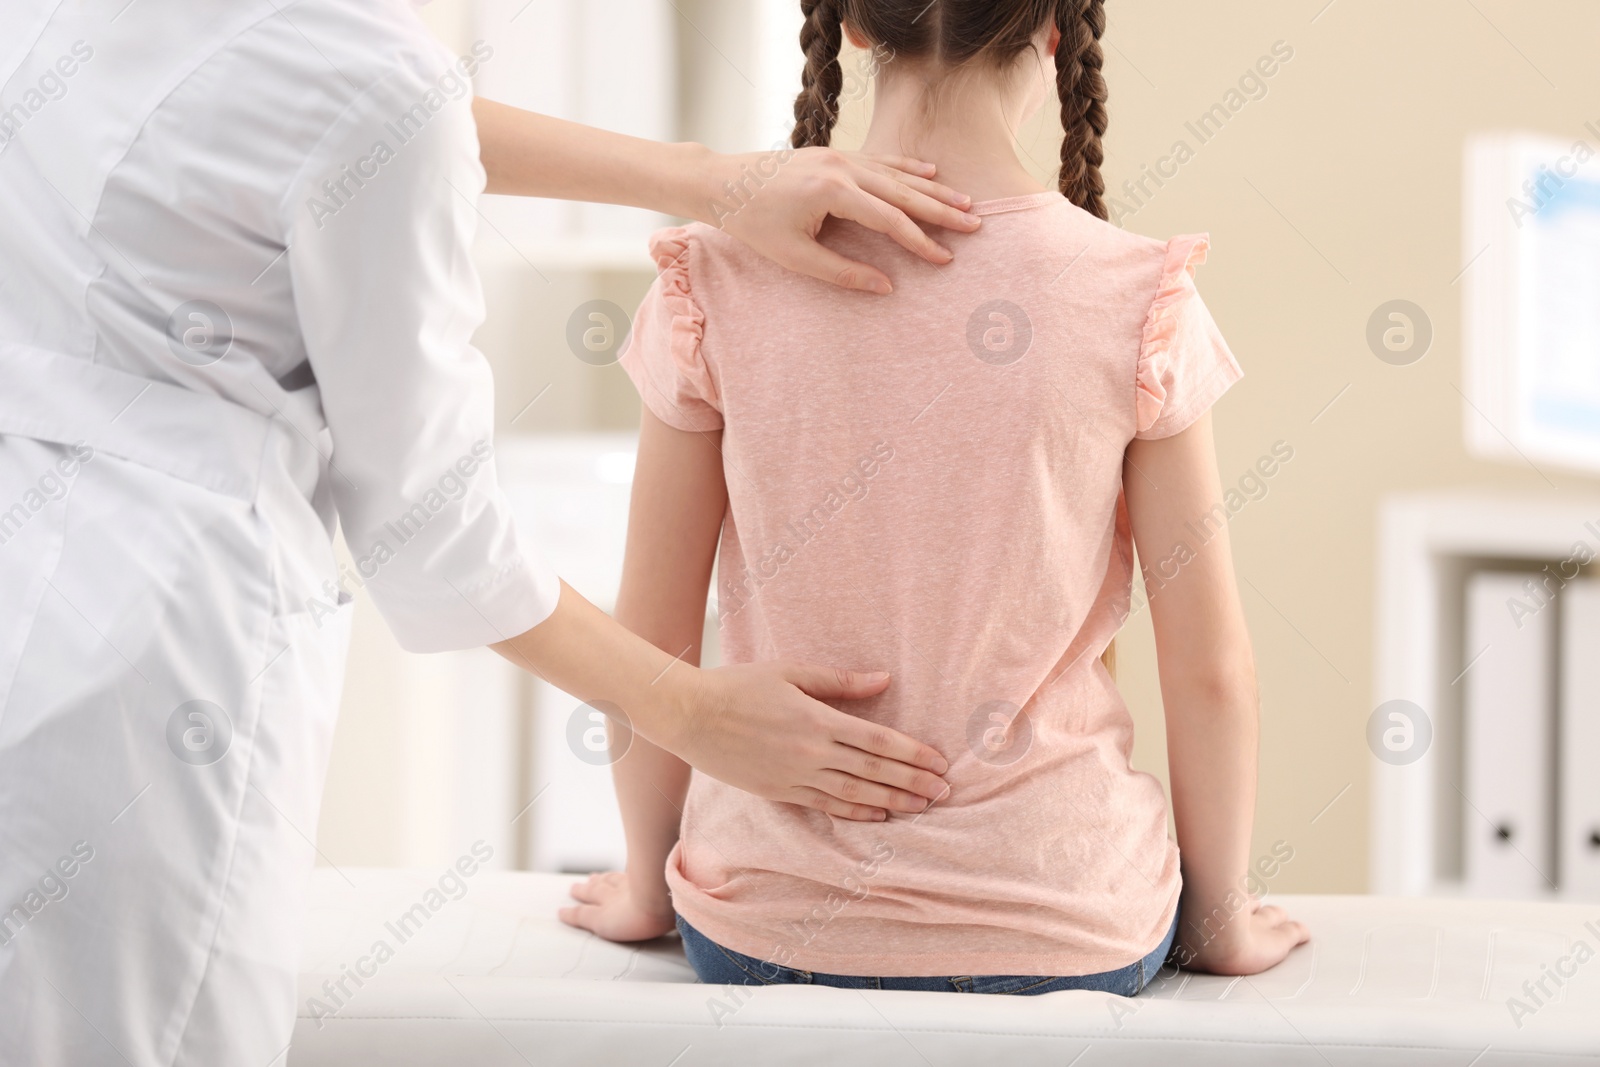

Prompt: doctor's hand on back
xmin=493 ymin=584 xmax=949 ymax=820
xmin=474 ymin=101 xmax=970 ymax=817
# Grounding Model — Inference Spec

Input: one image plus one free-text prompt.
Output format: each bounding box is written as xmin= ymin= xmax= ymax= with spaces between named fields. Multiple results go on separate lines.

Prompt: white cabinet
xmin=1373 ymin=492 xmax=1600 ymax=899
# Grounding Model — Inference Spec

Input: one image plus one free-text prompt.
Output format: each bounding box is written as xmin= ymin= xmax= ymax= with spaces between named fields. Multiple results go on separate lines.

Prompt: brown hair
xmin=790 ymin=0 xmax=1108 ymax=220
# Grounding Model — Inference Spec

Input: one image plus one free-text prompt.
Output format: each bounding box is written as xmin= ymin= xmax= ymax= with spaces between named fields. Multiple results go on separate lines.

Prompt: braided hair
xmin=1054 ymin=0 xmax=1108 ymax=219
xmin=789 ymin=0 xmax=1109 ymax=220
xmin=791 ymin=0 xmax=846 ymax=148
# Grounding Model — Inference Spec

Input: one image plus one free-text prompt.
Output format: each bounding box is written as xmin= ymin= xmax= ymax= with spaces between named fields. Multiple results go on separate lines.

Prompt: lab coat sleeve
xmin=285 ymin=68 xmax=561 ymax=653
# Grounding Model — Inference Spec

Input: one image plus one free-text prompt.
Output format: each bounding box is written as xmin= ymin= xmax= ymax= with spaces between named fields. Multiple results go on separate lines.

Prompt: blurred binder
xmin=1463 ymin=571 xmax=1556 ymax=897
xmin=1561 ymin=578 xmax=1600 ymax=897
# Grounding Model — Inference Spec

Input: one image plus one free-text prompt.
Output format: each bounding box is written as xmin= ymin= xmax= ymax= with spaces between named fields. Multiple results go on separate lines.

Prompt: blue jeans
xmin=676 ymin=906 xmax=1180 ymax=996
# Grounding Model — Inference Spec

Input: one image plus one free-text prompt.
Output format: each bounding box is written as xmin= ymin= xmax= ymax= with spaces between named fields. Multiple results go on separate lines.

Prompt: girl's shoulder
xmin=646 ymin=221 xmax=755 ymax=275
xmin=643 ymin=208 xmax=1217 ymax=341
xmin=642 ymin=222 xmax=761 ymax=322
xmin=1041 ymin=197 xmax=1203 ymax=292
xmin=1030 ymin=202 xmax=1237 ymax=440
xmin=646 ymin=223 xmax=717 ymax=271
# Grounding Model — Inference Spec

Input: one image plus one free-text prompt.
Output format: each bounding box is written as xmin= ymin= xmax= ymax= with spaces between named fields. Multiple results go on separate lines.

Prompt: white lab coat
xmin=0 ymin=2 xmax=559 ymax=1063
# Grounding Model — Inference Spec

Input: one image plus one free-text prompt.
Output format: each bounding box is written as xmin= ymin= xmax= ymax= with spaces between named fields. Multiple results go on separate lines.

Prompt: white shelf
xmin=1372 ymin=489 xmax=1600 ymax=898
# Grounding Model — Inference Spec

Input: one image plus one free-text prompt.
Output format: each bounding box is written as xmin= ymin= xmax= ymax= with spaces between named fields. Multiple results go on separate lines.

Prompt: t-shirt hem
xmin=672 ymin=889 xmax=1181 ymax=980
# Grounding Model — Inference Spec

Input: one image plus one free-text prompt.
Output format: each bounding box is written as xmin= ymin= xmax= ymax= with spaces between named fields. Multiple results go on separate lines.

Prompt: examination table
xmin=292 ymin=868 xmax=1600 ymax=1065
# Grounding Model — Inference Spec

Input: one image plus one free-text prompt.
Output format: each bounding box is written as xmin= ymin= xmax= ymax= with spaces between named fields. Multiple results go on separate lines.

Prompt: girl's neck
xmin=857 ymin=66 xmax=1053 ymax=204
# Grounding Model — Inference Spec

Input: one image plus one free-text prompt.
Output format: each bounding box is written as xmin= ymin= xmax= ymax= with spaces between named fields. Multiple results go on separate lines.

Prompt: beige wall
xmin=350 ymin=0 xmax=1600 ymax=892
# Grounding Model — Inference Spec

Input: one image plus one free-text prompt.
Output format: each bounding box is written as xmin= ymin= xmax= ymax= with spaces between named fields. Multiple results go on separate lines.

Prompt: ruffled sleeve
xmin=618 ymin=227 xmax=724 ymax=432
xmin=1134 ymin=234 xmax=1243 ymax=440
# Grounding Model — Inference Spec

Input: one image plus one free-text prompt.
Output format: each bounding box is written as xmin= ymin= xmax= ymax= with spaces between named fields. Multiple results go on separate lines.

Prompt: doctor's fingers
xmin=817 ymin=717 xmax=951 ymax=797
xmin=810 ymin=766 xmax=936 ymax=817
xmin=824 ymin=742 xmax=950 ymax=808
xmin=780 ymin=662 xmax=951 ymax=786
xmin=852 ymin=164 xmax=982 ymax=241
xmin=780 ymin=239 xmax=898 ymax=295
xmin=829 ymin=185 xmax=955 ymax=271
xmin=787 ymin=785 xmax=889 ymax=823
xmin=853 ymin=154 xmax=974 ymax=211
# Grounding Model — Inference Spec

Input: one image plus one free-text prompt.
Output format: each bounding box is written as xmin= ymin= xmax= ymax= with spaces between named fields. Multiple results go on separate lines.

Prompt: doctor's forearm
xmin=493 ymin=582 xmax=951 ymax=821
xmin=492 ymin=581 xmax=702 ymax=750
xmin=473 ymin=99 xmax=713 ymax=221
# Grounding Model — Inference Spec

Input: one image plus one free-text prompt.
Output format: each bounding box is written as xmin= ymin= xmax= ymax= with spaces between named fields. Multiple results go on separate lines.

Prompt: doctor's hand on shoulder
xmin=474 ymin=99 xmax=982 ymax=295
xmin=494 ymin=584 xmax=951 ymax=822
xmin=700 ymin=144 xmax=978 ymax=294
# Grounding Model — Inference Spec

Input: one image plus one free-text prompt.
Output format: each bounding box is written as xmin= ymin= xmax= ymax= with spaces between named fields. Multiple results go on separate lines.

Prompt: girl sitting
xmin=561 ymin=0 xmax=1309 ymax=995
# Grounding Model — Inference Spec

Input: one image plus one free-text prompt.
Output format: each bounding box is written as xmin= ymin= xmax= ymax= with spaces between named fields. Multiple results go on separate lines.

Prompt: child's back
xmin=621 ymin=191 xmax=1240 ymax=975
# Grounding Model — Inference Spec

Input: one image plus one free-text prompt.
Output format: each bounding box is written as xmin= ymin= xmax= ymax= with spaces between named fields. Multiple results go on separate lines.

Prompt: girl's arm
xmin=559 ymin=410 xmax=927 ymax=941
xmin=1124 ymin=414 xmax=1309 ymax=975
xmin=472 ymin=99 xmax=981 ymax=295
xmin=557 ymin=408 xmax=717 ymax=941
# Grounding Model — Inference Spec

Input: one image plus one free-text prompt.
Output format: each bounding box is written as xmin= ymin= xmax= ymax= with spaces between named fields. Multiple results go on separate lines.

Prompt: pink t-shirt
xmin=620 ymin=191 xmax=1241 ymax=977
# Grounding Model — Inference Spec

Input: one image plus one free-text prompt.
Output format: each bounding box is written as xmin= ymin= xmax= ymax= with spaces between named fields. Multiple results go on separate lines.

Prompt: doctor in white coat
xmin=0 ymin=1 xmax=976 ymax=1063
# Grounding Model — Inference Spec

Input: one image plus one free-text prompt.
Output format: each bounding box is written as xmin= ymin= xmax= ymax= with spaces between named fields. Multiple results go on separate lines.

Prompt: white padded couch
xmin=291 ymin=868 xmax=1600 ymax=1066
